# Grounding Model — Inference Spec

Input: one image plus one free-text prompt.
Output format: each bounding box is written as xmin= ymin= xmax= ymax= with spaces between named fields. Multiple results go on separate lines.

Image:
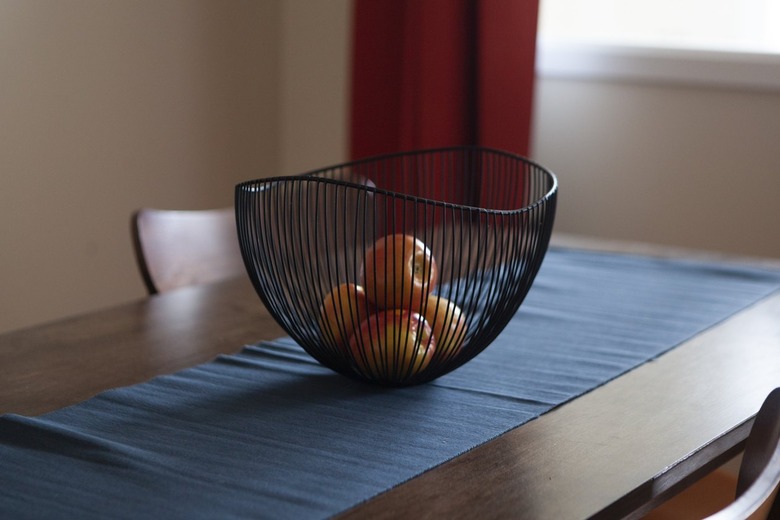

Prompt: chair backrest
xmin=706 ymin=387 xmax=780 ymax=520
xmin=131 ymin=207 xmax=245 ymax=294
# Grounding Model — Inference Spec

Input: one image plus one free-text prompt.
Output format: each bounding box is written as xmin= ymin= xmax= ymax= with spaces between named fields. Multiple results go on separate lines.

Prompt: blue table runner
xmin=3 ymin=248 xmax=780 ymax=519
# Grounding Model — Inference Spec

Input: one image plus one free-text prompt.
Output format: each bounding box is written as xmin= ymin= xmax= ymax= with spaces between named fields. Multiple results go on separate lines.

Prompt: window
xmin=536 ymin=0 xmax=780 ymax=90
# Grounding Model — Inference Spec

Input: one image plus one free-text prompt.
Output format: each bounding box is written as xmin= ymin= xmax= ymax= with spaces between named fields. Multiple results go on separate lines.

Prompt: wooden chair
xmin=645 ymin=387 xmax=780 ymax=520
xmin=131 ymin=207 xmax=246 ymax=294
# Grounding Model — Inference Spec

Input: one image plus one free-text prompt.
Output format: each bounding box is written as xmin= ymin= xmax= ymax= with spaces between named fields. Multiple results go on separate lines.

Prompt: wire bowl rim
xmin=235 ymin=146 xmax=558 ymax=216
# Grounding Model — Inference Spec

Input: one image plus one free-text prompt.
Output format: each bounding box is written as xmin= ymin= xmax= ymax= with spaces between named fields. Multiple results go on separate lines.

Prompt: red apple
xmin=360 ymin=234 xmax=438 ymax=311
xmin=423 ymin=295 xmax=467 ymax=361
xmin=348 ymin=310 xmax=435 ymax=382
xmin=319 ymin=283 xmax=372 ymax=349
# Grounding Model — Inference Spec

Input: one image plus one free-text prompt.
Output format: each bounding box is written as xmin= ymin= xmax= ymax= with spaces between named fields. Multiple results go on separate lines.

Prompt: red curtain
xmin=349 ymin=0 xmax=539 ymax=160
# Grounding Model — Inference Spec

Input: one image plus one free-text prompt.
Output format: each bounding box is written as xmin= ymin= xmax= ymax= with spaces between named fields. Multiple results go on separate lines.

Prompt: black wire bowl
xmin=235 ymin=147 xmax=558 ymax=386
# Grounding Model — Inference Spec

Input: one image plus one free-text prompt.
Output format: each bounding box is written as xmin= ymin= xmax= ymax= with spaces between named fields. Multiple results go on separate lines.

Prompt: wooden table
xmin=2 ymin=235 xmax=779 ymax=519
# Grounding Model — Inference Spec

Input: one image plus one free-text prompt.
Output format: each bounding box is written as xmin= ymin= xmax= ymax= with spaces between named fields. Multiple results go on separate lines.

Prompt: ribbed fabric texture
xmin=2 ymin=248 xmax=780 ymax=519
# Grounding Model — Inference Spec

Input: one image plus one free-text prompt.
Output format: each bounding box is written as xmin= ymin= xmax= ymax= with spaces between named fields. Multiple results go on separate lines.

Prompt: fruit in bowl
xmin=348 ymin=309 xmax=435 ymax=382
xmin=360 ymin=234 xmax=438 ymax=312
xmin=320 ymin=234 xmax=468 ymax=383
xmin=423 ymin=295 xmax=467 ymax=361
xmin=319 ymin=283 xmax=373 ymax=350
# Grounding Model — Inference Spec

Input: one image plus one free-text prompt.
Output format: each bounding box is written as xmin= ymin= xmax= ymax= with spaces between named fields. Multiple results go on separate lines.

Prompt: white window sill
xmin=535 ymin=39 xmax=780 ymax=92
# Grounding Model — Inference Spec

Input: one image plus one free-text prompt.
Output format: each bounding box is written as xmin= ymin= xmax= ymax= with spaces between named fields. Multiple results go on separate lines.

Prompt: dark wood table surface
xmin=2 ymin=235 xmax=779 ymax=519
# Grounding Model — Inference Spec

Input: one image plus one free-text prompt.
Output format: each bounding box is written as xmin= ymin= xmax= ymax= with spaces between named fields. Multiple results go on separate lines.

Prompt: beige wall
xmin=531 ymin=77 xmax=780 ymax=259
xmin=1 ymin=0 xmax=351 ymax=335
xmin=278 ymin=0 xmax=351 ymax=176
xmin=0 ymin=0 xmax=282 ymax=333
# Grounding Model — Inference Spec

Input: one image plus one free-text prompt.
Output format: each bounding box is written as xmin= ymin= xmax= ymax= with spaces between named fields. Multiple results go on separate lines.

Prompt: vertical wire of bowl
xmin=235 ymin=147 xmax=558 ymax=386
